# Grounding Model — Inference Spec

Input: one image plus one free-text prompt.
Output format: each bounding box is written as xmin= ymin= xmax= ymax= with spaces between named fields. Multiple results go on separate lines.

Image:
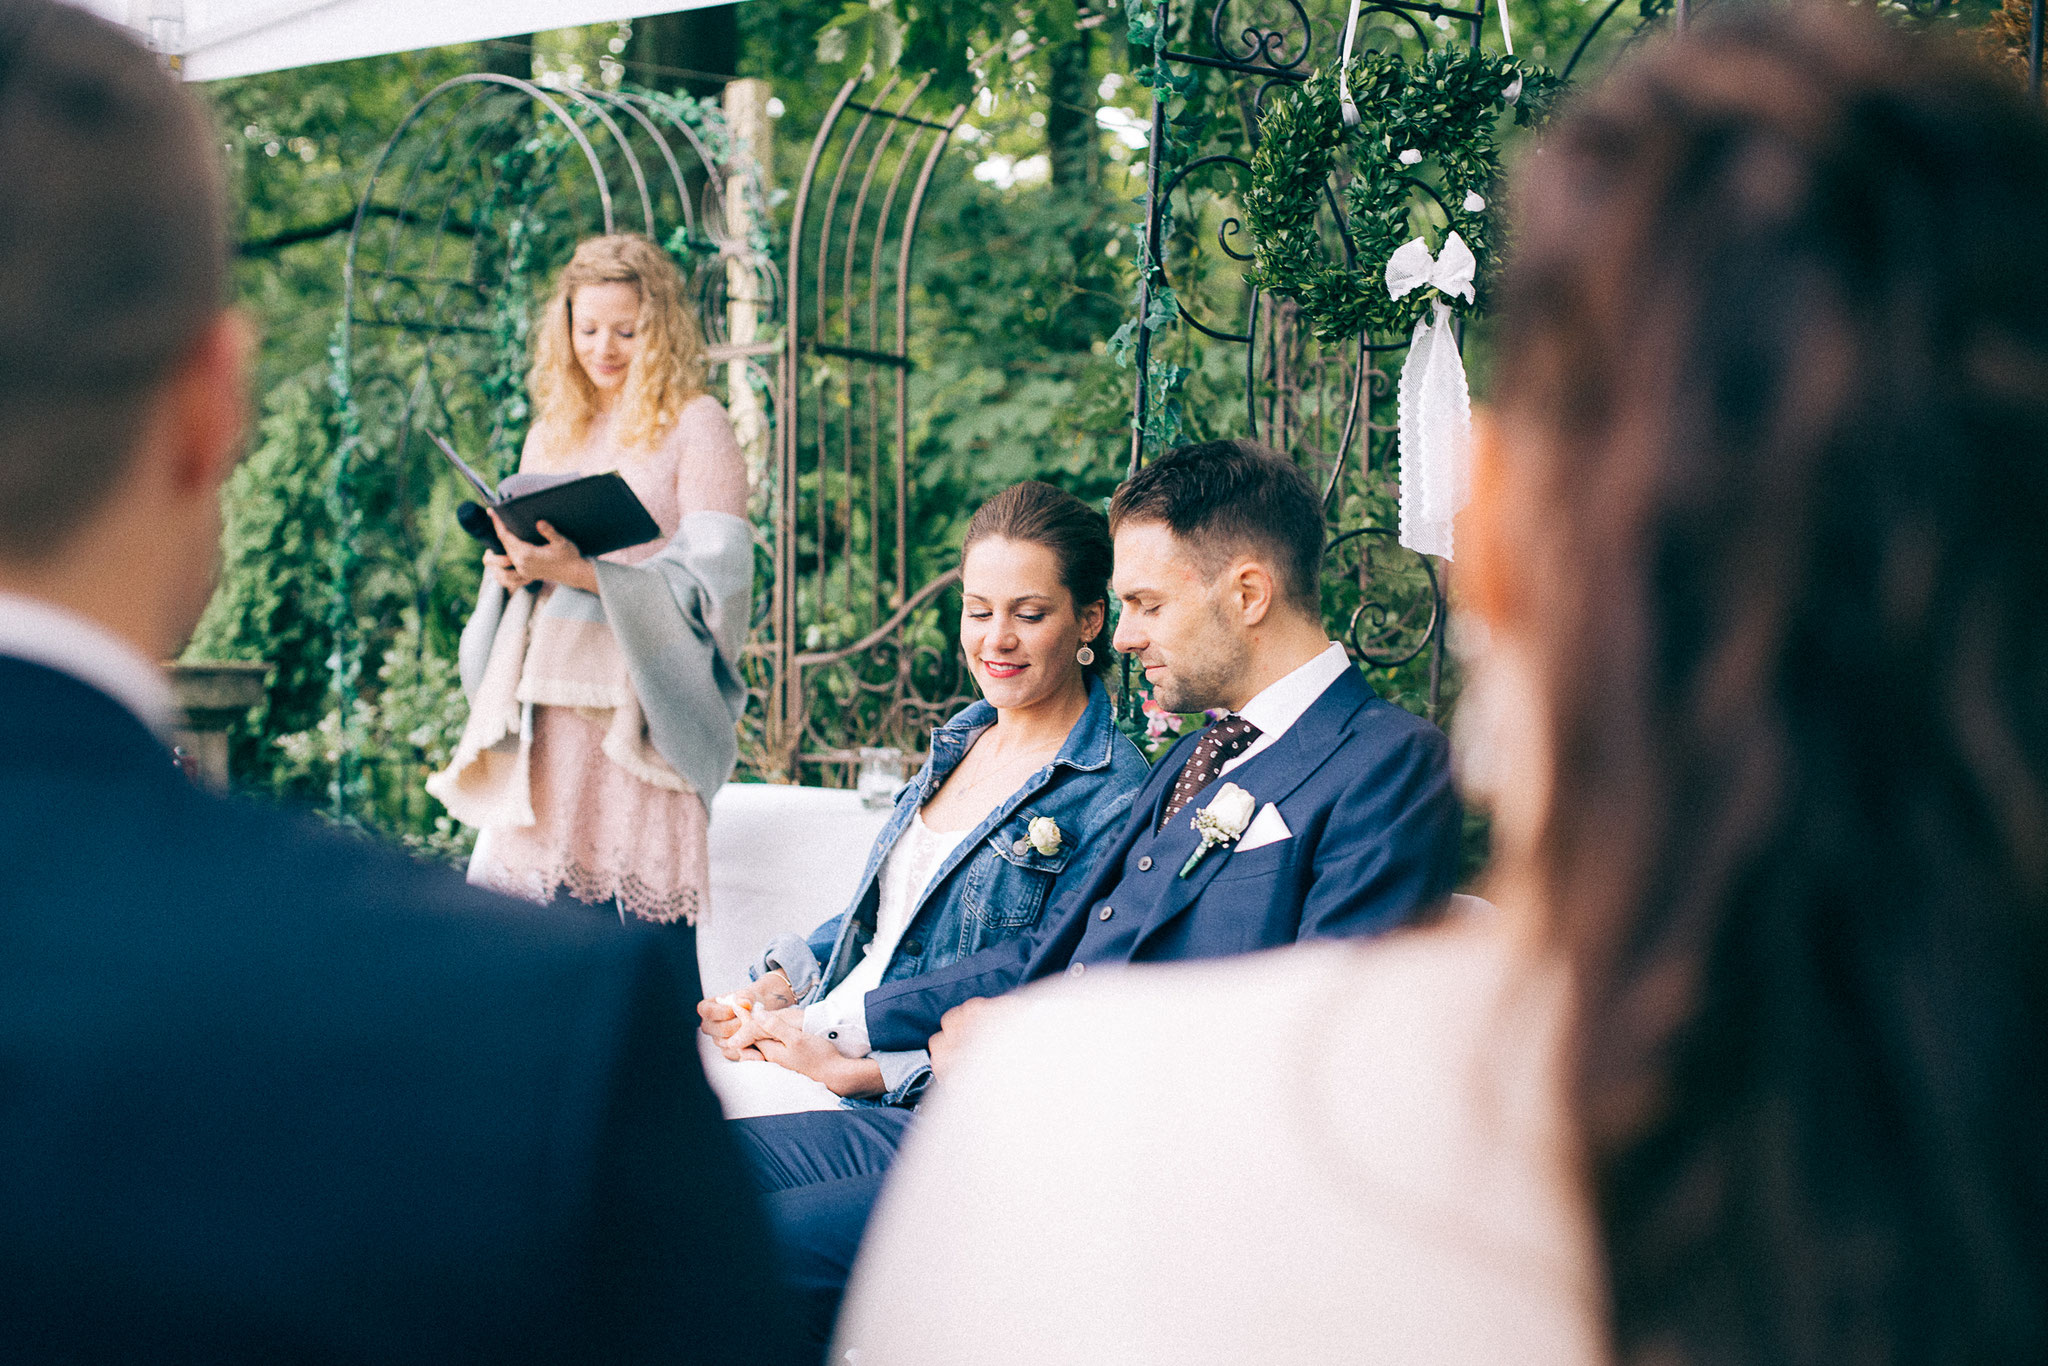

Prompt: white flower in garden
xmin=1027 ymin=816 xmax=1063 ymax=856
xmin=1180 ymin=782 xmax=1257 ymax=877
xmin=1398 ymin=148 xmax=1423 ymax=165
xmin=1463 ymin=191 xmax=1486 ymax=212
xmin=1504 ymin=74 xmax=1524 ymax=106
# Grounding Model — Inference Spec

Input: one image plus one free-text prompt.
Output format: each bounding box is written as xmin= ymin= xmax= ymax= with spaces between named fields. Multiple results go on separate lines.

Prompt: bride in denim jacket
xmin=701 ymin=481 xmax=1150 ymax=1110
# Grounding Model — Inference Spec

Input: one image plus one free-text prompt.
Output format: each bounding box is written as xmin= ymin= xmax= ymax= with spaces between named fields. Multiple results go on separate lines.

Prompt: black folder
xmin=433 ymin=434 xmax=662 ymax=559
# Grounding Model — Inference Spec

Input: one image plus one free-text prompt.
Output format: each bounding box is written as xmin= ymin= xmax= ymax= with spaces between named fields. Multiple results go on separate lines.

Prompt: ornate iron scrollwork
xmin=1207 ymin=0 xmax=1316 ymax=71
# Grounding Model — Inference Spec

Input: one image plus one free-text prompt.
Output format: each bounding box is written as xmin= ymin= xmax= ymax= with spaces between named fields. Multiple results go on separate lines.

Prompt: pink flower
xmin=1141 ymin=697 xmax=1182 ymax=739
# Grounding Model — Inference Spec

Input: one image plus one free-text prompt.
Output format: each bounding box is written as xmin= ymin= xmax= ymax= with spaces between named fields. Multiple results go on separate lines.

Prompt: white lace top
xmin=804 ymin=811 xmax=970 ymax=1040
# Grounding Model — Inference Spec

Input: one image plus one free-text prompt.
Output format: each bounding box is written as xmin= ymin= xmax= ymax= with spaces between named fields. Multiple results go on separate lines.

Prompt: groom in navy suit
xmin=707 ymin=438 xmax=1461 ymax=1351
xmin=0 ymin=6 xmax=781 ymax=1360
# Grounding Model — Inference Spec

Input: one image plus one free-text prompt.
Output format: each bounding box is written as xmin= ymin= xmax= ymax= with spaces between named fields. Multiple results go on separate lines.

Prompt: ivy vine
xmin=1244 ymin=46 xmax=1558 ymax=343
xmin=1107 ymin=0 xmax=1204 ymax=457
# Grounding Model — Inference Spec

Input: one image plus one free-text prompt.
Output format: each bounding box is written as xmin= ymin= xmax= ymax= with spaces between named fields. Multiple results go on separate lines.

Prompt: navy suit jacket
xmin=0 ymin=659 xmax=784 ymax=1363
xmin=865 ymin=663 xmax=1461 ymax=1053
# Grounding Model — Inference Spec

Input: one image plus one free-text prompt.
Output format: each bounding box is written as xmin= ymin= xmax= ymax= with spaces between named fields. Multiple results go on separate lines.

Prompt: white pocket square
xmin=1234 ymin=802 xmax=1292 ymax=852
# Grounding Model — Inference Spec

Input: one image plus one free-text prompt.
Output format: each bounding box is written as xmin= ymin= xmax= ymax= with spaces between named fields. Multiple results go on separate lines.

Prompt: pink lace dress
xmin=466 ymin=394 xmax=748 ymax=925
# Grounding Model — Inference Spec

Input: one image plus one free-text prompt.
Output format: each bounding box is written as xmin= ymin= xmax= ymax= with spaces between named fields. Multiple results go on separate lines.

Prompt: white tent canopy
xmin=75 ymin=1 xmax=735 ymax=82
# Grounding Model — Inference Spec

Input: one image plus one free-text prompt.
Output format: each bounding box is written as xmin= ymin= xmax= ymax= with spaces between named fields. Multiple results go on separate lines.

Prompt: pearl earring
xmin=1077 ymin=645 xmax=1095 ymax=666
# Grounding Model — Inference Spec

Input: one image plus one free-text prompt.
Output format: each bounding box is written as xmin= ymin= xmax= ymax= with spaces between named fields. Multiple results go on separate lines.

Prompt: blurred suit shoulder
xmin=0 ymin=658 xmax=775 ymax=1363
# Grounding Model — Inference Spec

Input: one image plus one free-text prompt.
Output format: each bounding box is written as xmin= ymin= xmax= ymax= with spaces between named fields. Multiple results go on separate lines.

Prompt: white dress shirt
xmin=1221 ymin=639 xmax=1353 ymax=774
xmin=804 ymin=811 xmax=969 ymax=1057
xmin=0 ymin=591 xmax=174 ymax=736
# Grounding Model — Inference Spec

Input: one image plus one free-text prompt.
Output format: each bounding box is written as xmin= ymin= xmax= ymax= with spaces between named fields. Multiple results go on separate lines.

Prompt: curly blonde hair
xmin=527 ymin=233 xmax=707 ymax=460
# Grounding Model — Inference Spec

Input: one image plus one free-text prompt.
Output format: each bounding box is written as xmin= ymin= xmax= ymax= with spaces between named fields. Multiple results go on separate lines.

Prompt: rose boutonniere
xmin=1026 ymin=816 xmax=1063 ymax=856
xmin=1180 ymin=782 xmax=1256 ymax=878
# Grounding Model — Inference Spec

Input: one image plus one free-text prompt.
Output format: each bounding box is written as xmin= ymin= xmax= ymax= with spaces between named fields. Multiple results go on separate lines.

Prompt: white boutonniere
xmin=1026 ymin=816 xmax=1063 ymax=856
xmin=1180 ymin=782 xmax=1256 ymax=878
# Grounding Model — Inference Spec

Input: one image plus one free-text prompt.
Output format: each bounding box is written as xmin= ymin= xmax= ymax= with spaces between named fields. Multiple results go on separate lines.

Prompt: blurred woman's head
xmin=529 ymin=233 xmax=705 ymax=454
xmin=1469 ymin=4 xmax=2048 ymax=1361
xmin=960 ymin=481 xmax=1114 ymax=714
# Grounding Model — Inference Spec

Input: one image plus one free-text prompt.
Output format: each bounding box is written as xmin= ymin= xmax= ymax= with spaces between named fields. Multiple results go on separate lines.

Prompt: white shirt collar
xmin=1222 ymin=641 xmax=1353 ymax=775
xmin=0 ymin=592 xmax=175 ymax=737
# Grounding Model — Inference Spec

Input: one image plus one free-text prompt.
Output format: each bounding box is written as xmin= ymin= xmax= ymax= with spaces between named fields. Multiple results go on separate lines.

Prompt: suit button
xmin=1067 ymin=962 xmax=1086 ymax=979
xmin=1137 ymin=856 xmax=1153 ymax=872
xmin=1098 ymin=906 xmax=1114 ymax=921
xmin=900 ymin=939 xmax=922 ymax=956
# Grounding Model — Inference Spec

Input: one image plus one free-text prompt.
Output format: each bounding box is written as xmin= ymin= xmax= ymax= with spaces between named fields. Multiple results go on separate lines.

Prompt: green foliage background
xmin=187 ymin=0 xmax=2008 ymax=869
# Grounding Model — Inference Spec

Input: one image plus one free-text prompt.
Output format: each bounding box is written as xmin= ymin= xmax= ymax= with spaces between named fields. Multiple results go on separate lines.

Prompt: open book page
xmin=497 ymin=471 xmax=587 ymax=500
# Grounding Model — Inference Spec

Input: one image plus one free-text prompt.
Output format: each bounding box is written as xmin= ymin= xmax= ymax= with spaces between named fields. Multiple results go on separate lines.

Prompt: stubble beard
xmin=1149 ymin=604 xmax=1251 ymax=714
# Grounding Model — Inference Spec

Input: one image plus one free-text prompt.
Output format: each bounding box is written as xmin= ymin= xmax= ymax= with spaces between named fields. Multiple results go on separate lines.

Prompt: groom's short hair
xmin=1110 ymin=439 xmax=1324 ymax=615
xmin=0 ymin=0 xmax=226 ymax=561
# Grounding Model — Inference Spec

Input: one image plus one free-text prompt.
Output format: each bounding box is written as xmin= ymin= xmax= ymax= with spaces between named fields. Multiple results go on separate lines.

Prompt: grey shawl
xmin=429 ymin=510 xmax=753 ymax=825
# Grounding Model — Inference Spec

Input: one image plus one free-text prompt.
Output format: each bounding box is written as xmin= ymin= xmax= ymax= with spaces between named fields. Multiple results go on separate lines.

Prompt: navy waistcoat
xmin=1070 ymin=736 xmax=1297 ymax=965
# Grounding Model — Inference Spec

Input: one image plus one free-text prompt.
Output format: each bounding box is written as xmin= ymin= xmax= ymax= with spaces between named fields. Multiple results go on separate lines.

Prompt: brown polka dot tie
xmin=1158 ymin=714 xmax=1261 ymax=831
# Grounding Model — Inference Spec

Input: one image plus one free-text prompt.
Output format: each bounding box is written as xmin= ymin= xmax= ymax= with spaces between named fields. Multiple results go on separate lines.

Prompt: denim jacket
xmin=749 ymin=674 xmax=1148 ymax=1106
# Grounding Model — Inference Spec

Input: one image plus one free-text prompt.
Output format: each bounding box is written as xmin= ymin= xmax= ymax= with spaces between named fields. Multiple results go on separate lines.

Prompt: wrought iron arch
xmin=328 ymin=64 xmax=975 ymax=812
xmin=760 ymin=73 xmax=975 ymax=784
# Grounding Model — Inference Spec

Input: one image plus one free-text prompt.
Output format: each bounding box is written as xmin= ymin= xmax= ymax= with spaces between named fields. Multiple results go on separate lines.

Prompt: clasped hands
xmin=482 ymin=510 xmax=599 ymax=594
xmin=696 ymin=975 xmax=999 ymax=1099
xmin=696 ymin=969 xmax=800 ymax=1062
xmin=696 ymin=971 xmax=884 ymax=1098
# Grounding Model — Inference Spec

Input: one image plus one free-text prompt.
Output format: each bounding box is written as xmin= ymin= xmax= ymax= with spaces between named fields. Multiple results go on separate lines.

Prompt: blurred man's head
xmin=1108 ymin=439 xmax=1328 ymax=713
xmin=0 ymin=0 xmax=246 ymax=654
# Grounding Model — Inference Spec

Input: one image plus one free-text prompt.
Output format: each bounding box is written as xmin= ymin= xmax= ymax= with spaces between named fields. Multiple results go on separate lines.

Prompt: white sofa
xmin=698 ymin=783 xmax=894 ymax=1118
xmin=696 ymin=782 xmax=1496 ymax=1118
xmin=701 ymin=782 xmax=895 ymax=998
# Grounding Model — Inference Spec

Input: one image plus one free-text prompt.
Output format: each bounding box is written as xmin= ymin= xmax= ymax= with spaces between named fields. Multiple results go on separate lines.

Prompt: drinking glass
xmin=857 ymin=747 xmax=906 ymax=809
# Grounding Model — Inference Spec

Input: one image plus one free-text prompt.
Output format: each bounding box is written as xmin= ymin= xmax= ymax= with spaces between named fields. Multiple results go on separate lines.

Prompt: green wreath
xmin=1244 ymin=46 xmax=1558 ymax=344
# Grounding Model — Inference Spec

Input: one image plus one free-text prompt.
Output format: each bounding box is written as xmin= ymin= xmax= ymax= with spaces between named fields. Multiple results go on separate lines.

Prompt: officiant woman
xmin=428 ymin=234 xmax=752 ymax=979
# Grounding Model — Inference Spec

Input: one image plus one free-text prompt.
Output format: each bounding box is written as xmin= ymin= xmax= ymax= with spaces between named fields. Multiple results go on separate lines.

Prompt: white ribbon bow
xmin=1386 ymin=234 xmax=1476 ymax=560
xmin=1385 ymin=231 xmax=1476 ymax=305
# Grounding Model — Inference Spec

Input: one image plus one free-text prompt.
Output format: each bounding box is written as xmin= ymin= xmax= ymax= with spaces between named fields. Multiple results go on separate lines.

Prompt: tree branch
xmin=238 ymin=203 xmax=476 ymax=257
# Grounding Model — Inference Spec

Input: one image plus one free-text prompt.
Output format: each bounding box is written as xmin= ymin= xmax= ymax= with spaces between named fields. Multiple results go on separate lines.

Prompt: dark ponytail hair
xmin=961 ymin=481 xmax=1114 ymax=676
xmin=1495 ymin=7 xmax=2048 ymax=1365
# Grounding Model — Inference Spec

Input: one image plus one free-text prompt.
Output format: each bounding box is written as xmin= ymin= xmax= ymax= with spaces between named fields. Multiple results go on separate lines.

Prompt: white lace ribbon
xmin=1388 ymin=234 xmax=1476 ymax=560
xmin=1338 ymin=0 xmax=1364 ymax=126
